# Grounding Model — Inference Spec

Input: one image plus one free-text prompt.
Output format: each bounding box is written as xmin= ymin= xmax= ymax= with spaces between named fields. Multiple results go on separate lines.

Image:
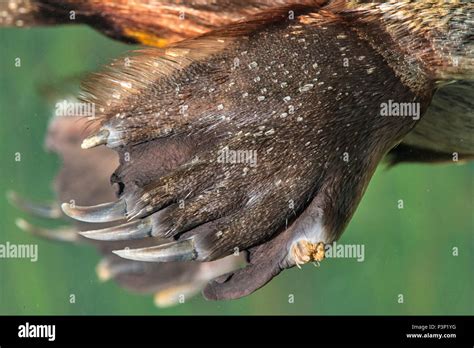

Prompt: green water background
xmin=0 ymin=26 xmax=472 ymax=315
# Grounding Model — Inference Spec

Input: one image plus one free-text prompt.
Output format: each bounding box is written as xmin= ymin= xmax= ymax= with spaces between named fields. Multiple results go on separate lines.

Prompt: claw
xmin=79 ymin=218 xmax=152 ymax=241
xmin=81 ymin=128 xmax=109 ymax=149
xmin=113 ymin=238 xmax=196 ymax=262
xmin=96 ymin=257 xmax=145 ymax=282
xmin=154 ymin=283 xmax=203 ymax=308
xmin=7 ymin=191 xmax=62 ymax=219
xmin=15 ymin=218 xmax=80 ymax=243
xmin=61 ymin=199 xmax=126 ymax=223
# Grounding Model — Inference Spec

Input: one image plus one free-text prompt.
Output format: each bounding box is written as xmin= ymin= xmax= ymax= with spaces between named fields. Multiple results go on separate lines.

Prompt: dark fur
xmin=102 ymin=11 xmax=432 ymax=262
xmin=4 ymin=0 xmax=472 ymax=300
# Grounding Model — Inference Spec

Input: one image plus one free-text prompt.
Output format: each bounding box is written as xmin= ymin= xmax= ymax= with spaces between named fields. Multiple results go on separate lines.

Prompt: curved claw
xmin=112 ymin=238 xmax=196 ymax=263
xmin=61 ymin=199 xmax=126 ymax=223
xmin=79 ymin=218 xmax=152 ymax=241
xmin=154 ymin=283 xmax=203 ymax=308
xmin=96 ymin=257 xmax=145 ymax=282
xmin=7 ymin=191 xmax=62 ymax=219
xmin=81 ymin=128 xmax=110 ymax=149
xmin=15 ymin=218 xmax=80 ymax=243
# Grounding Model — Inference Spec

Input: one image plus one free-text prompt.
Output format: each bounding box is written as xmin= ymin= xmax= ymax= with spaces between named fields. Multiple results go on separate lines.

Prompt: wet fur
xmin=90 ymin=8 xmax=433 ymax=262
xmin=4 ymin=0 xmax=472 ymax=300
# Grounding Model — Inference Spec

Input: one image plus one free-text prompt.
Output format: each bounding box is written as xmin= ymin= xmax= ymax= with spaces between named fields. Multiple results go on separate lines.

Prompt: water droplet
xmin=299 ymin=84 xmax=314 ymax=93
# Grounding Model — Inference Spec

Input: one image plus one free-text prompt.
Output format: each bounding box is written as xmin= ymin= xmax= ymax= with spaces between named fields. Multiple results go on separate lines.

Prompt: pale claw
xmin=15 ymin=218 xmax=80 ymax=243
xmin=79 ymin=218 xmax=152 ymax=241
xmin=61 ymin=199 xmax=126 ymax=223
xmin=7 ymin=191 xmax=62 ymax=219
xmin=81 ymin=128 xmax=109 ymax=149
xmin=154 ymin=283 xmax=203 ymax=308
xmin=95 ymin=257 xmax=145 ymax=282
xmin=113 ymin=238 xmax=196 ymax=262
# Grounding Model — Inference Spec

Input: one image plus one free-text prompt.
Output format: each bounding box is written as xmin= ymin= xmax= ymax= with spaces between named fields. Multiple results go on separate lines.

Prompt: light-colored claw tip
xmin=81 ymin=128 xmax=109 ymax=149
xmin=78 ymin=231 xmax=98 ymax=240
xmin=112 ymin=238 xmax=196 ymax=263
xmin=153 ymin=284 xmax=202 ymax=308
xmin=61 ymin=199 xmax=126 ymax=223
xmin=61 ymin=202 xmax=71 ymax=213
xmin=7 ymin=190 xmax=62 ymax=219
xmin=15 ymin=218 xmax=30 ymax=231
xmin=95 ymin=258 xmax=145 ymax=282
xmin=78 ymin=219 xmax=152 ymax=241
xmin=95 ymin=259 xmax=112 ymax=282
xmin=14 ymin=218 xmax=79 ymax=242
xmin=60 ymin=202 xmax=77 ymax=219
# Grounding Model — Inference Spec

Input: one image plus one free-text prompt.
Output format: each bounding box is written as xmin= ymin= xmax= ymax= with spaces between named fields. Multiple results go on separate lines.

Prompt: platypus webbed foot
xmin=9 ymin=115 xmax=244 ymax=306
xmin=4 ymin=0 xmax=472 ymax=300
xmin=61 ymin=2 xmax=459 ymax=299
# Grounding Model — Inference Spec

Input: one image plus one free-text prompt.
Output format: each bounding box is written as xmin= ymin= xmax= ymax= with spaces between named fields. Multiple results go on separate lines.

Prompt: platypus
xmin=2 ymin=0 xmax=473 ymax=301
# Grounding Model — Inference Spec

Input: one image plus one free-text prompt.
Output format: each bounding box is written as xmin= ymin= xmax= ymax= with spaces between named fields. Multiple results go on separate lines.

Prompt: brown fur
xmin=98 ymin=8 xmax=433 ymax=262
xmin=4 ymin=1 xmax=472 ymax=300
xmin=1 ymin=0 xmax=326 ymax=44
